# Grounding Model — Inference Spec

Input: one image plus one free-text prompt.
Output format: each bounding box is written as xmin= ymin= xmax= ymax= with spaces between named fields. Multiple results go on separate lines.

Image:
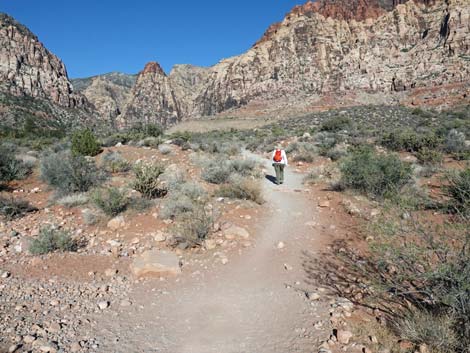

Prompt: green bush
xmin=101 ymin=151 xmax=130 ymax=173
xmin=445 ymin=168 xmax=470 ymax=217
xmin=416 ymin=147 xmax=443 ymax=166
xmin=128 ymin=123 xmax=163 ymax=139
xmin=381 ymin=130 xmax=440 ymax=153
xmin=340 ymin=147 xmax=412 ymax=198
xmin=71 ymin=129 xmax=101 ymax=157
xmin=0 ymin=146 xmax=31 ymax=183
xmin=29 ymin=226 xmax=76 ymax=255
xmin=91 ymin=187 xmax=129 ymax=216
xmin=40 ymin=151 xmax=107 ymax=195
xmin=216 ymin=176 xmax=264 ymax=204
xmin=132 ymin=163 xmax=167 ymax=199
xmin=0 ymin=196 xmax=37 ymax=220
xmin=320 ymin=116 xmax=351 ymax=132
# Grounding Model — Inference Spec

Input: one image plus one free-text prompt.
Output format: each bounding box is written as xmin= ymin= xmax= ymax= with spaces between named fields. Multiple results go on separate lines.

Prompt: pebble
xmin=97 ymin=301 xmax=109 ymax=310
xmin=277 ymin=241 xmax=285 ymax=249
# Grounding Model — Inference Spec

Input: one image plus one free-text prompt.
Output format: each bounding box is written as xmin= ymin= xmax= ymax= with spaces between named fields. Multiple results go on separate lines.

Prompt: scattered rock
xmin=223 ymin=225 xmax=250 ymax=239
xmin=336 ymin=330 xmax=353 ymax=344
xmin=97 ymin=301 xmax=109 ymax=310
xmin=277 ymin=241 xmax=285 ymax=249
xmin=204 ymin=239 xmax=217 ymax=250
xmin=318 ymin=200 xmax=330 ymax=208
xmin=107 ymin=216 xmax=126 ymax=230
xmin=131 ymin=250 xmax=182 ymax=277
xmin=104 ymin=268 xmax=118 ymax=277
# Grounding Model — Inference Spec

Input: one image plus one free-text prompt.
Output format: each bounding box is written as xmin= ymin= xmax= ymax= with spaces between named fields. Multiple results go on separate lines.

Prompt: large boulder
xmin=130 ymin=250 xmax=181 ymax=277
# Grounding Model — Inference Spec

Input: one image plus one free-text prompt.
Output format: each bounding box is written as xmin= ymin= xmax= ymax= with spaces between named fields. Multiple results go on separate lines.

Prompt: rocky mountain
xmin=0 ymin=13 xmax=85 ymax=108
xmin=1 ymin=0 xmax=469 ymax=131
xmin=71 ymin=72 xmax=136 ymax=122
xmin=117 ymin=0 xmax=468 ymax=126
xmin=191 ymin=0 xmax=469 ymax=116
xmin=117 ymin=62 xmax=181 ymax=128
xmin=0 ymin=13 xmax=95 ymax=133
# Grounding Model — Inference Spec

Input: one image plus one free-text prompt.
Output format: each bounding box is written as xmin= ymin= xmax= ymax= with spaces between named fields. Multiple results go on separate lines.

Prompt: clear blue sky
xmin=1 ymin=0 xmax=303 ymax=78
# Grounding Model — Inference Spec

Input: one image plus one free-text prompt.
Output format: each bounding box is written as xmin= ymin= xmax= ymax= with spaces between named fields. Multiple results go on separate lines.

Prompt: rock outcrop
xmin=72 ymin=72 xmax=136 ymax=122
xmin=118 ymin=0 xmax=468 ymax=123
xmin=0 ymin=13 xmax=86 ymax=108
xmin=118 ymin=62 xmax=181 ymax=128
xmin=192 ymin=0 xmax=469 ymax=116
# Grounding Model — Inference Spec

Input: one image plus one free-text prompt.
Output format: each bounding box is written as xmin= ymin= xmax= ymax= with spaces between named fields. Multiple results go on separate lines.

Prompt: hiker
xmin=271 ymin=147 xmax=288 ymax=185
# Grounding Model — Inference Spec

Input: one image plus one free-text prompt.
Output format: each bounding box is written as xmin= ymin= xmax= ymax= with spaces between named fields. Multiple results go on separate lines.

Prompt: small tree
xmin=71 ymin=129 xmax=101 ymax=157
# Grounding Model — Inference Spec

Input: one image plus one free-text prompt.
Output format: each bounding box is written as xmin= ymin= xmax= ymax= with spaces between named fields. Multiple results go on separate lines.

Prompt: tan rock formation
xmin=118 ymin=62 xmax=181 ymax=128
xmin=0 ymin=13 xmax=86 ymax=108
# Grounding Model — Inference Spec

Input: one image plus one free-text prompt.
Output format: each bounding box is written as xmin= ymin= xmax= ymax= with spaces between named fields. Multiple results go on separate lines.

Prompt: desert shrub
xmin=444 ymin=129 xmax=467 ymax=154
xmin=415 ymin=147 xmax=443 ymax=166
xmin=381 ymin=130 xmax=440 ymax=153
xmin=314 ymin=132 xmax=338 ymax=152
xmin=40 ymin=151 xmax=107 ymax=195
xmin=0 ymin=146 xmax=31 ymax=183
xmin=320 ymin=116 xmax=351 ymax=132
xmin=138 ymin=137 xmax=161 ymax=148
xmin=132 ymin=163 xmax=167 ymax=199
xmin=128 ymin=122 xmax=163 ymax=139
xmin=158 ymin=144 xmax=173 ymax=155
xmin=340 ymin=147 xmax=412 ymax=198
xmin=444 ymin=168 xmax=470 ymax=216
xmin=29 ymin=226 xmax=76 ymax=255
xmin=101 ymin=151 xmax=130 ymax=173
xmin=201 ymin=159 xmax=233 ymax=184
xmin=324 ymin=146 xmax=347 ymax=161
xmin=303 ymin=170 xmax=319 ymax=185
xmin=171 ymin=203 xmax=214 ymax=246
xmin=293 ymin=151 xmax=315 ymax=163
xmin=229 ymin=158 xmax=260 ymax=177
xmin=367 ymin=218 xmax=470 ymax=352
xmin=394 ymin=311 xmax=458 ymax=353
xmin=82 ymin=208 xmax=99 ymax=225
xmin=0 ymin=196 xmax=36 ymax=220
xmin=91 ymin=187 xmax=129 ymax=216
xmin=56 ymin=193 xmax=89 ymax=208
xmin=216 ymin=176 xmax=264 ymax=204
xmin=201 ymin=157 xmax=259 ymax=184
xmin=160 ymin=182 xmax=206 ymax=220
xmin=71 ymin=129 xmax=101 ymax=157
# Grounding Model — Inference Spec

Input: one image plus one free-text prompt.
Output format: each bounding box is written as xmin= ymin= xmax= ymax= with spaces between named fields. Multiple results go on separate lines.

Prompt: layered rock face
xmin=119 ymin=0 xmax=468 ymax=124
xmin=118 ymin=62 xmax=181 ymax=128
xmin=193 ymin=0 xmax=469 ymax=116
xmin=168 ymin=64 xmax=210 ymax=118
xmin=72 ymin=72 xmax=136 ymax=122
xmin=0 ymin=13 xmax=86 ymax=108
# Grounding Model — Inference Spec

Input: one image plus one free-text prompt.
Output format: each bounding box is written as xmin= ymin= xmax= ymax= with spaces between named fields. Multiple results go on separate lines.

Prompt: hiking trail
xmin=95 ymin=153 xmax=331 ymax=352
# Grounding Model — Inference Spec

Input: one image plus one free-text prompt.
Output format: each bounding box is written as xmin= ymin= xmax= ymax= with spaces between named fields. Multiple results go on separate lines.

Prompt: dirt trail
xmin=96 ymin=154 xmax=330 ymax=353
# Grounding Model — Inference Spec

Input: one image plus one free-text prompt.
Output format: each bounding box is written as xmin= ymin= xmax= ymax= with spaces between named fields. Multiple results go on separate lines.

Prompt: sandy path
xmin=95 ymin=155 xmax=330 ymax=353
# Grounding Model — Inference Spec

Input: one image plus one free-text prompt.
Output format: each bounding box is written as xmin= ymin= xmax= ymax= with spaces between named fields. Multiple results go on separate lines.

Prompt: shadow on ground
xmin=265 ymin=174 xmax=278 ymax=185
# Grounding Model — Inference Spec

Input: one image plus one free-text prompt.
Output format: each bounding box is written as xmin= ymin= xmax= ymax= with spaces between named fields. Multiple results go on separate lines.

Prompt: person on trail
xmin=271 ymin=147 xmax=288 ymax=185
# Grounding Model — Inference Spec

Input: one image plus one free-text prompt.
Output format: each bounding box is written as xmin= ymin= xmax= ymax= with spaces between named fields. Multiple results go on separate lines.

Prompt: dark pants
xmin=273 ymin=163 xmax=285 ymax=184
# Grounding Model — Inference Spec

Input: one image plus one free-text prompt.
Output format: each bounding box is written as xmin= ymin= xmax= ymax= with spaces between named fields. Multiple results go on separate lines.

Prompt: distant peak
xmin=141 ymin=62 xmax=165 ymax=75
